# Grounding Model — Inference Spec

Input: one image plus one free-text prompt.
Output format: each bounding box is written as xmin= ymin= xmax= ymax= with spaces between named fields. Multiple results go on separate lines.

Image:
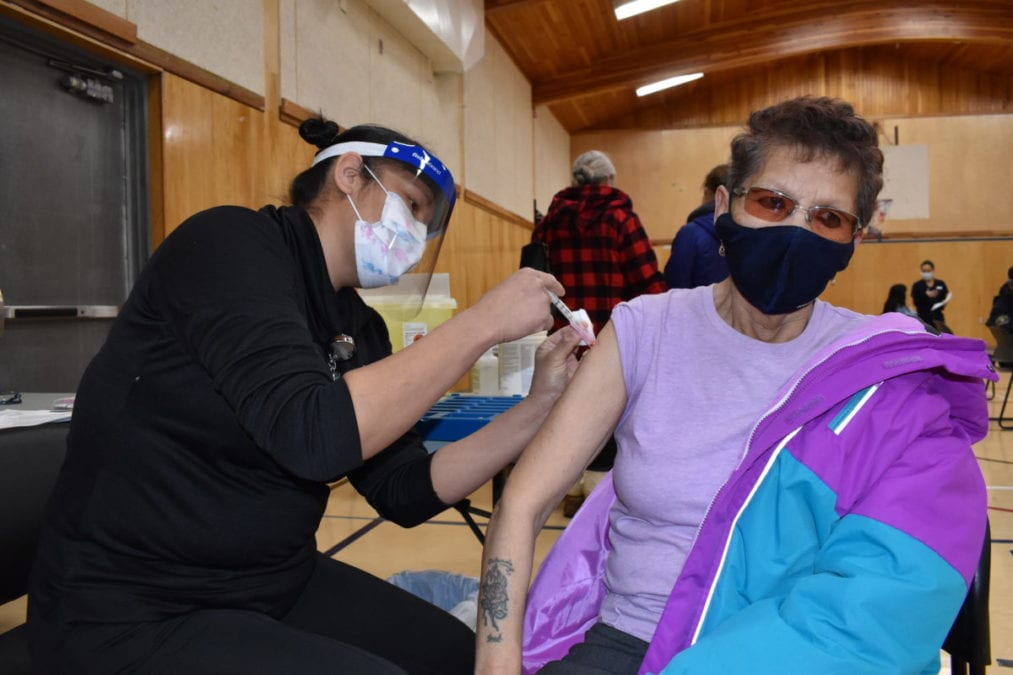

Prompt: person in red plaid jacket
xmin=532 ymin=150 xmax=666 ymax=335
xmin=531 ymin=150 xmax=666 ymax=514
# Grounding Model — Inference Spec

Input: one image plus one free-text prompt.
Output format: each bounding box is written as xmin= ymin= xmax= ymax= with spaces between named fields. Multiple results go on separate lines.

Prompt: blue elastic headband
xmin=311 ymin=140 xmax=456 ymax=207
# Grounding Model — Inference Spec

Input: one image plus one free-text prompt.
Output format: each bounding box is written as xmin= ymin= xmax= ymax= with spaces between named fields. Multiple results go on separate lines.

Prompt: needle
xmin=546 ymin=290 xmax=597 ymax=346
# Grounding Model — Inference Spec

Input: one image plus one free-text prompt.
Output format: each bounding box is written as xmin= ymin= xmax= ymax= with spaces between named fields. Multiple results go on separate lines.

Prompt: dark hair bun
xmin=299 ymin=117 xmax=341 ymax=150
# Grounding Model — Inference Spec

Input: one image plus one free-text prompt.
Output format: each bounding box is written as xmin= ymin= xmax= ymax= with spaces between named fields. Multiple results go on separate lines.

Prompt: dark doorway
xmin=0 ymin=16 xmax=149 ymax=394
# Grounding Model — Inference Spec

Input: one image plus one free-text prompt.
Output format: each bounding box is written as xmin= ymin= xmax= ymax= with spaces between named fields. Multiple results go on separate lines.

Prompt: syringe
xmin=546 ymin=290 xmax=597 ymax=346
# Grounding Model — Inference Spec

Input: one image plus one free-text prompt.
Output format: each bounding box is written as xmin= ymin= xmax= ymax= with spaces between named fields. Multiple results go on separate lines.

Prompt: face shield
xmin=312 ymin=140 xmax=456 ymax=318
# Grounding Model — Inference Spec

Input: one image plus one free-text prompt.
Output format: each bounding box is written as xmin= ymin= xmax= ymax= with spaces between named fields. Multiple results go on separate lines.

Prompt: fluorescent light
xmin=636 ymin=72 xmax=703 ymax=96
xmin=614 ymin=0 xmax=681 ymax=20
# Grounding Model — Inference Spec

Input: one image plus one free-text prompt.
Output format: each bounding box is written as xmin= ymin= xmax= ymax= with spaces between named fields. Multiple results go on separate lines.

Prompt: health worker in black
xmin=27 ymin=119 xmax=582 ymax=675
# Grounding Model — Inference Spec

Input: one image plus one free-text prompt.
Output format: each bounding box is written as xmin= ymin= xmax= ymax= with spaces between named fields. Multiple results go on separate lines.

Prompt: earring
xmin=718 ymin=242 xmax=726 ymax=257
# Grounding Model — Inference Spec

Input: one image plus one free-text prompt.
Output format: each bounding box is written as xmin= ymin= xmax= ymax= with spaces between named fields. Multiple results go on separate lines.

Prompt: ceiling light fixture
xmin=613 ymin=0 xmax=681 ymax=21
xmin=636 ymin=72 xmax=703 ymax=96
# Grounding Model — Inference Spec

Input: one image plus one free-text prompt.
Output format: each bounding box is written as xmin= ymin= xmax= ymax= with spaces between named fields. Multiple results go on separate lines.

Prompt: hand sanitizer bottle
xmin=472 ymin=348 xmax=499 ymax=395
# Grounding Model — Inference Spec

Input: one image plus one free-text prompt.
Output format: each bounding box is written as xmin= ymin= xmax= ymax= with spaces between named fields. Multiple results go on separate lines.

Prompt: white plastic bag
xmin=387 ymin=570 xmax=480 ymax=630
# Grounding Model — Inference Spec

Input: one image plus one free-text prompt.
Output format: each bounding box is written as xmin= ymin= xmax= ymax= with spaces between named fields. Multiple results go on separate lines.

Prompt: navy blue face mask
xmin=715 ymin=212 xmax=854 ymax=315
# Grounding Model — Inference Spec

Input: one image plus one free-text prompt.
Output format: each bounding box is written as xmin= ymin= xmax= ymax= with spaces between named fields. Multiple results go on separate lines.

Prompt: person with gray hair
xmin=531 ymin=149 xmax=666 ymax=516
xmin=571 ymin=150 xmax=616 ymax=187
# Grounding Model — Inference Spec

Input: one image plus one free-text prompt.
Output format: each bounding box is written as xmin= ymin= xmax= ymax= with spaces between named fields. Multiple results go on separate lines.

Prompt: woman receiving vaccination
xmin=476 ymin=97 xmax=991 ymax=675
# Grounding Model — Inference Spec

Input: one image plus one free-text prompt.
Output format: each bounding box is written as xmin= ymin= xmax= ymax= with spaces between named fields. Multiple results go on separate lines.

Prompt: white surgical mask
xmin=921 ymin=271 xmax=934 ymax=281
xmin=348 ymin=166 xmax=427 ymax=288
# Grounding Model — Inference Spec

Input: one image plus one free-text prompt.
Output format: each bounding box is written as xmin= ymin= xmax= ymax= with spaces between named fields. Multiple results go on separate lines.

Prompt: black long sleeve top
xmin=29 ymin=205 xmax=446 ymax=627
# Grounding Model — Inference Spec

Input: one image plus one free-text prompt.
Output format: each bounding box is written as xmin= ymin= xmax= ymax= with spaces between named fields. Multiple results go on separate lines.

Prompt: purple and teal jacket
xmin=522 ymin=313 xmax=994 ymax=674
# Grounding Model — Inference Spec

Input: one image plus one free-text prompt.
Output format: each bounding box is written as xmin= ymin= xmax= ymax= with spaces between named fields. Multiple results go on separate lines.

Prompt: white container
xmin=471 ymin=348 xmax=500 ymax=395
xmin=498 ymin=331 xmax=547 ymax=396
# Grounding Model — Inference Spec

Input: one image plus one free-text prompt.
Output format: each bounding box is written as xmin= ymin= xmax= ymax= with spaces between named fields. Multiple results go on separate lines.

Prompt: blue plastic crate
xmin=417 ymin=393 xmax=524 ymax=441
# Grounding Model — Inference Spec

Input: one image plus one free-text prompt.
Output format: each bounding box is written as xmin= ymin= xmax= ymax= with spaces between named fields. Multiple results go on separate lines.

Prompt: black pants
xmin=538 ymin=622 xmax=649 ymax=674
xmin=30 ymin=554 xmax=475 ymax=675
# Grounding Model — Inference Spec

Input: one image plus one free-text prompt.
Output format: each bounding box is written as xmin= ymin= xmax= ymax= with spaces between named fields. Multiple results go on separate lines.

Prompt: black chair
xmin=988 ymin=325 xmax=1013 ymax=429
xmin=0 ymin=424 xmax=68 ymax=674
xmin=985 ymin=346 xmax=996 ymax=401
xmin=452 ymin=499 xmax=493 ymax=544
xmin=942 ymin=520 xmax=991 ymax=675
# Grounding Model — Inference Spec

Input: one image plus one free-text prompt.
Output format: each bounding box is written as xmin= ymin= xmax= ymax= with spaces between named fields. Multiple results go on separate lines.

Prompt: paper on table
xmin=0 ymin=408 xmax=72 ymax=430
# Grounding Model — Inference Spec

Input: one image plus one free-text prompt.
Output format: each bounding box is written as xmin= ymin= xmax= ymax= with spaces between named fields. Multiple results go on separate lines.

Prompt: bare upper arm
xmin=500 ymin=322 xmax=628 ymax=522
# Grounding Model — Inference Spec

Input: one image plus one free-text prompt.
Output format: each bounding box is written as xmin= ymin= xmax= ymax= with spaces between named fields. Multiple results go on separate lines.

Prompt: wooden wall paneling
xmin=566 ymin=45 xmax=1012 ymax=133
xmin=159 ymin=71 xmax=313 ymax=240
xmin=434 ymin=194 xmax=533 ymax=313
xmin=819 ymin=238 xmax=1013 ymax=344
xmin=146 ymin=75 xmax=165 ymax=248
xmin=161 ymin=73 xmax=217 ymax=234
xmin=264 ymin=124 xmax=305 ymax=205
xmin=878 ymin=115 xmax=1013 ymax=236
xmin=211 ymin=92 xmax=261 ymax=211
xmin=578 ymin=112 xmax=1012 ymax=247
xmin=573 ymin=126 xmax=737 ymax=242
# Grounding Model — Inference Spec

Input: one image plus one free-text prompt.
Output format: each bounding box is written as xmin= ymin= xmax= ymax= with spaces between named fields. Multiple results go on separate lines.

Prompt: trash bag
xmin=387 ymin=570 xmax=480 ymax=630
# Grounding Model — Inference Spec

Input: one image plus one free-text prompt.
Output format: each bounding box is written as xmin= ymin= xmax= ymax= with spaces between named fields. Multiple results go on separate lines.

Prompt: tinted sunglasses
xmin=732 ymin=187 xmax=861 ymax=243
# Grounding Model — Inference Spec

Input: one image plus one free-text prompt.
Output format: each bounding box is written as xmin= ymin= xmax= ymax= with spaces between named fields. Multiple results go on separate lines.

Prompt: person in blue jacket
xmin=475 ymin=97 xmax=991 ymax=675
xmin=663 ymin=164 xmax=729 ymax=289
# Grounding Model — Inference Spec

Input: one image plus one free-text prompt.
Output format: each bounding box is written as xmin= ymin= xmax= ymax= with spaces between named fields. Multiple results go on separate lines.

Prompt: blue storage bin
xmin=417 ymin=393 xmax=524 ymax=441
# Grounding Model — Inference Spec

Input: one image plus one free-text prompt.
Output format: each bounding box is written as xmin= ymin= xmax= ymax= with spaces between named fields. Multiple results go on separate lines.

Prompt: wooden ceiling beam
xmin=484 ymin=0 xmax=546 ymax=16
xmin=531 ymin=3 xmax=1013 ymax=105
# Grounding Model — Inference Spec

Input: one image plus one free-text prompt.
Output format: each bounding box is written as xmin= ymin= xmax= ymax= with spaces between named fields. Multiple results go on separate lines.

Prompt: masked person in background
xmin=28 ymin=120 xmax=583 ymax=675
xmin=911 ymin=259 xmax=953 ymax=334
xmin=476 ymin=97 xmax=991 ymax=675
xmin=987 ymin=265 xmax=1013 ymax=333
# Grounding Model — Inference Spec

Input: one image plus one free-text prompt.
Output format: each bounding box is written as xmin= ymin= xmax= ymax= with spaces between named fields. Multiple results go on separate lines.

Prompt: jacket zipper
xmin=682 ymin=327 xmax=933 ymax=644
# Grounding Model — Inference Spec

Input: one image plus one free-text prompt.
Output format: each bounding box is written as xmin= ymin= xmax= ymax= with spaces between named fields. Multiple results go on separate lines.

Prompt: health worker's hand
xmin=931 ymin=302 xmax=943 ymax=311
xmin=470 ymin=268 xmax=562 ymax=344
xmin=527 ymin=327 xmax=582 ymax=404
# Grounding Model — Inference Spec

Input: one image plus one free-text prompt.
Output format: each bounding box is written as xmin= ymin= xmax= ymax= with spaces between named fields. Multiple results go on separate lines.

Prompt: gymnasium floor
xmin=2 ymin=378 xmax=1010 ymax=672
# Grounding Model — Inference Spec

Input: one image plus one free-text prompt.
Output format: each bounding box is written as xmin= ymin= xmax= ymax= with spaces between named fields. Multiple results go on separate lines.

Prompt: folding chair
xmin=942 ymin=520 xmax=991 ymax=675
xmin=0 ymin=424 xmax=69 ymax=674
xmin=419 ymin=394 xmax=524 ymax=544
xmin=988 ymin=326 xmax=1013 ymax=429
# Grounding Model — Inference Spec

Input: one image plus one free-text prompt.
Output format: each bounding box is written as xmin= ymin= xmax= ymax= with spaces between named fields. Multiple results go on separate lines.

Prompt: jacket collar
xmin=749 ymin=312 xmax=994 ymax=459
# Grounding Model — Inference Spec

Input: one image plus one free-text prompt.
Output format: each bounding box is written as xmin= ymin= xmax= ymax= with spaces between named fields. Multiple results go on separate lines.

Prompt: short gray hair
xmin=572 ymin=150 xmax=616 ymax=186
xmin=727 ymin=97 xmax=883 ymax=227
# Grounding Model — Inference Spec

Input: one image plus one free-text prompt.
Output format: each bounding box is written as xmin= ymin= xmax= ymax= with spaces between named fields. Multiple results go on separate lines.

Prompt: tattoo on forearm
xmin=480 ymin=558 xmax=514 ymax=642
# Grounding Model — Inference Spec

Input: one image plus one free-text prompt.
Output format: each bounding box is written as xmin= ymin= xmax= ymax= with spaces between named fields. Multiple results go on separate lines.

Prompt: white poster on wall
xmin=880 ymin=144 xmax=930 ymax=220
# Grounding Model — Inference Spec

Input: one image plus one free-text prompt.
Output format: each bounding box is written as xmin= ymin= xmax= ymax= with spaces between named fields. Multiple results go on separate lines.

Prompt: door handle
xmin=1 ymin=304 xmax=119 ymax=319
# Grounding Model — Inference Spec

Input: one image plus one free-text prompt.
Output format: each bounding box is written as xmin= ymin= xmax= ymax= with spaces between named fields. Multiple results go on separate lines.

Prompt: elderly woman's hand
xmin=526 ymin=327 xmax=582 ymax=404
